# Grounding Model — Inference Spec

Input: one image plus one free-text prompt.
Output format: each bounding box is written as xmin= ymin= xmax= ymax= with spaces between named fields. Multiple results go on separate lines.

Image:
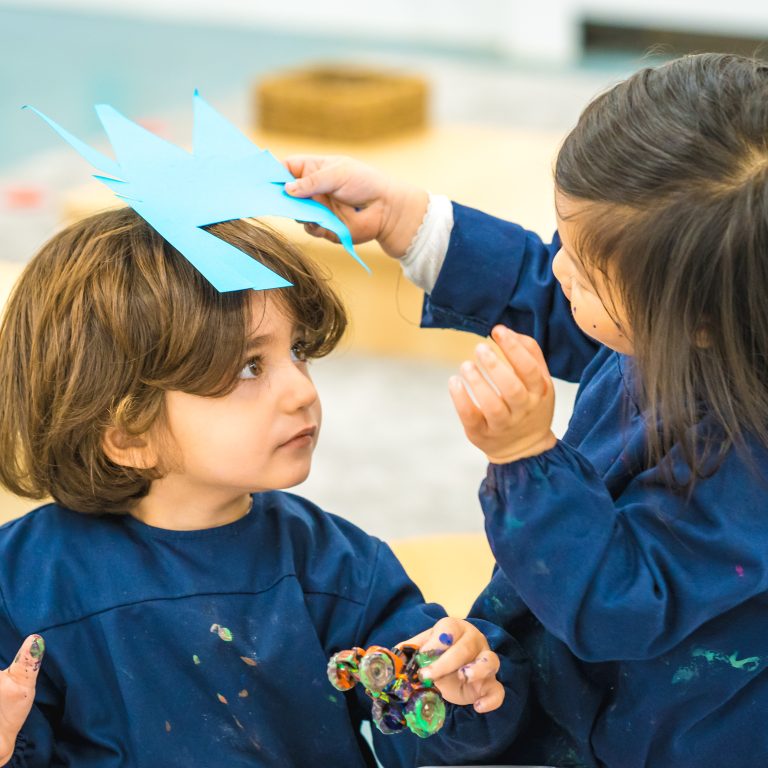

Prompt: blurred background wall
xmin=0 ymin=1 xmax=765 ymax=545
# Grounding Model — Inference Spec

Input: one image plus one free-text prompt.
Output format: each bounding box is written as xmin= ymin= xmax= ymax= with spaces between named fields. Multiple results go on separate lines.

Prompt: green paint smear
xmin=671 ymin=665 xmax=698 ymax=685
xmin=210 ymin=624 xmax=233 ymax=642
xmin=30 ymin=636 xmax=45 ymax=659
xmin=414 ymin=649 xmax=442 ymax=668
xmin=692 ymin=648 xmax=760 ymax=672
xmin=403 ymin=692 xmax=446 ymax=739
xmin=673 ymin=648 xmax=760 ymax=684
xmin=488 ymin=595 xmax=504 ymax=612
xmin=192 ymin=655 xmax=201 ymax=665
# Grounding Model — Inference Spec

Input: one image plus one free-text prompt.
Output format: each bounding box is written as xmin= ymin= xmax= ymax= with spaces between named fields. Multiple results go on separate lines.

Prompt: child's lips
xmin=278 ymin=425 xmax=317 ymax=449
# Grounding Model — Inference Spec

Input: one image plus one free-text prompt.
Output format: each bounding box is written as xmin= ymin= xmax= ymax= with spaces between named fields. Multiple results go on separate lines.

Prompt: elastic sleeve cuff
xmin=483 ymin=439 xmax=605 ymax=508
xmin=422 ymin=202 xmax=529 ymax=336
xmin=399 ymin=193 xmax=453 ymax=293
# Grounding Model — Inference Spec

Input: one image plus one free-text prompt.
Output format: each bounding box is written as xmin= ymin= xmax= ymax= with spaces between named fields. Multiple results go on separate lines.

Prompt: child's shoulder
xmin=0 ymin=502 xmax=109 ymax=536
xmin=259 ymin=491 xmax=386 ymax=596
xmin=260 ymin=490 xmax=381 ymax=548
xmin=0 ymin=501 xmax=94 ymax=550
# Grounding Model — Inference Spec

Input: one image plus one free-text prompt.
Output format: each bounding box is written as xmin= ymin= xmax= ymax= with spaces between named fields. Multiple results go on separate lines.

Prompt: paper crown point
xmin=24 ymin=92 xmax=368 ymax=292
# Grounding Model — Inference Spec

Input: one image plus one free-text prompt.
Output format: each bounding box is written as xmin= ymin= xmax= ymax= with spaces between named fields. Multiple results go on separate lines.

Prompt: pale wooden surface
xmin=389 ymin=532 xmax=495 ymax=617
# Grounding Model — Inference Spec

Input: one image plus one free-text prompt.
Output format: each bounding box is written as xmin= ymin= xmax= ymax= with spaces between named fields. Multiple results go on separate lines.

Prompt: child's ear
xmin=102 ymin=427 xmax=158 ymax=470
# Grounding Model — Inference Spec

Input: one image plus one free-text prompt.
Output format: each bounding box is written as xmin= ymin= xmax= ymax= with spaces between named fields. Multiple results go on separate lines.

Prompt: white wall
xmin=5 ymin=0 xmax=768 ymax=65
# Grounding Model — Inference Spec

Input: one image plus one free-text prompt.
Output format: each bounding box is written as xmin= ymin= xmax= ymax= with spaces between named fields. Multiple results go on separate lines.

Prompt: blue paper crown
xmin=25 ymin=91 xmax=368 ymax=292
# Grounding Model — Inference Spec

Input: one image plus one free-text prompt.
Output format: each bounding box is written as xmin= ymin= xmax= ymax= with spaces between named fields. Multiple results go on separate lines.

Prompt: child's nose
xmin=279 ymin=360 xmax=319 ymax=411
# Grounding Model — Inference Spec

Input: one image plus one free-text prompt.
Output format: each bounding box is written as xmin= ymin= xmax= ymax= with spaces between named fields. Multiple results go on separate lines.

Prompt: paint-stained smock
xmin=421 ymin=202 xmax=768 ymax=768
xmin=0 ymin=492 xmax=528 ymax=767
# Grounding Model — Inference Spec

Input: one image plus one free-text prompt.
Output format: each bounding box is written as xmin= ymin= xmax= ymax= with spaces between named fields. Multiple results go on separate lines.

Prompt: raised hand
xmin=283 ymin=155 xmax=428 ymax=258
xmin=450 ymin=325 xmax=557 ymax=464
xmin=0 ymin=635 xmax=44 ymax=766
xmin=400 ymin=617 xmax=504 ymax=713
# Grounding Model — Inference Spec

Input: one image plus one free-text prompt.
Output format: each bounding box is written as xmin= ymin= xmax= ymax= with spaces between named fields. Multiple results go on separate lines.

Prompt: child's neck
xmin=130 ymin=478 xmax=252 ymax=531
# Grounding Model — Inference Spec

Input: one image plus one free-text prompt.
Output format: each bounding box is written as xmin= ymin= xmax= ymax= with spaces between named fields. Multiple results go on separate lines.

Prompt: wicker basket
xmin=256 ymin=65 xmax=428 ymax=142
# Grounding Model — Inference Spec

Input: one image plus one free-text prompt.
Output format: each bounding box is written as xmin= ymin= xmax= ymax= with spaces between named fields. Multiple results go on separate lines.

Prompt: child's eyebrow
xmin=244 ymin=334 xmax=274 ymax=351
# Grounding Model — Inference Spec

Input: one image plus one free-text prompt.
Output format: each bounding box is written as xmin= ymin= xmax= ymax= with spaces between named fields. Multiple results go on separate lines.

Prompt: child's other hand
xmin=450 ymin=325 xmax=557 ymax=464
xmin=283 ymin=155 xmax=428 ymax=259
xmin=0 ymin=635 xmax=44 ymax=766
xmin=400 ymin=617 xmax=504 ymax=713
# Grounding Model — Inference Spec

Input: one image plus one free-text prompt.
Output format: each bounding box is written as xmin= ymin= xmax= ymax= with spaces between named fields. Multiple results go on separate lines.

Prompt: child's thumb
xmin=6 ymin=635 xmax=44 ymax=689
xmin=285 ymin=165 xmax=344 ymax=198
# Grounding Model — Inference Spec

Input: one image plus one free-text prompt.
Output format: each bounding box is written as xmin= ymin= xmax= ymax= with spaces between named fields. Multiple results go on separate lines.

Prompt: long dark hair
xmin=556 ymin=53 xmax=768 ymax=482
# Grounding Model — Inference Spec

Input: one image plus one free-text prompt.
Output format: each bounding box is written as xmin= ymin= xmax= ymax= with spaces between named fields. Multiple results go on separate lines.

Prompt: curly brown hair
xmin=0 ymin=208 xmax=346 ymax=514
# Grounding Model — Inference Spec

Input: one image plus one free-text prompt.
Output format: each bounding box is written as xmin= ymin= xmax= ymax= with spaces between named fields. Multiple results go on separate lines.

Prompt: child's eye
xmin=238 ymin=357 xmax=263 ymax=380
xmin=291 ymin=341 xmax=310 ymax=363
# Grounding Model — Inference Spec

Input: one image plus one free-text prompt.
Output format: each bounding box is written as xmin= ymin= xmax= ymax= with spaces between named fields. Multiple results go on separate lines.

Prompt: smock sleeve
xmin=422 ymin=202 xmax=599 ymax=382
xmin=480 ymin=439 xmax=768 ymax=661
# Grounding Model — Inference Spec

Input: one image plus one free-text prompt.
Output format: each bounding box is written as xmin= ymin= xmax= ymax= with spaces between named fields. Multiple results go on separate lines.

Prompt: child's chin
xmin=279 ymin=464 xmax=313 ymax=490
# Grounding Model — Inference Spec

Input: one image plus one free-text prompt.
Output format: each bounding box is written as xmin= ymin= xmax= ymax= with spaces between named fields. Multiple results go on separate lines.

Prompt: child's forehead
xmin=244 ymin=292 xmax=300 ymax=340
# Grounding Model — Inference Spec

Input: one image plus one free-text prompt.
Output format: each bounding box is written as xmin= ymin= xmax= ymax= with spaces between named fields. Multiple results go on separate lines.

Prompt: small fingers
xmin=460 ymin=650 xmax=500 ymax=683
xmin=448 ymin=375 xmax=487 ymax=433
xmin=282 ymin=154 xmax=319 ymax=179
xmin=396 ymin=616 xmax=461 ymax=658
xmin=458 ymin=362 xmax=507 ymax=420
xmin=395 ymin=627 xmax=432 ymax=650
xmin=473 ymin=679 xmax=506 ymax=713
xmin=473 ymin=344 xmax=529 ymax=411
xmin=460 ymin=651 xmax=502 ymax=712
xmin=302 ymin=221 xmax=341 ymax=244
xmin=284 ymin=157 xmax=350 ymax=198
xmin=283 ymin=154 xmax=343 ymax=181
xmin=490 ymin=327 xmax=548 ymax=396
xmin=418 ymin=620 xmax=478 ymax=682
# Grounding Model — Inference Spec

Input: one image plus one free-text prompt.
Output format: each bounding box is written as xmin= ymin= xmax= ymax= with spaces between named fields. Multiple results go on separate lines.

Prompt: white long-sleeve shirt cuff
xmin=399 ymin=193 xmax=453 ymax=294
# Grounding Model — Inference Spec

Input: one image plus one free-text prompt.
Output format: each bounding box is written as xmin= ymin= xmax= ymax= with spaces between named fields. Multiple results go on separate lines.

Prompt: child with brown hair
xmin=285 ymin=52 xmax=768 ymax=767
xmin=0 ymin=208 xmax=524 ymax=766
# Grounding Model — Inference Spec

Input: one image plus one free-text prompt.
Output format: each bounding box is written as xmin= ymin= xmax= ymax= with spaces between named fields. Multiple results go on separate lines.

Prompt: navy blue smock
xmin=0 ymin=492 xmax=527 ymax=766
xmin=423 ymin=202 xmax=768 ymax=767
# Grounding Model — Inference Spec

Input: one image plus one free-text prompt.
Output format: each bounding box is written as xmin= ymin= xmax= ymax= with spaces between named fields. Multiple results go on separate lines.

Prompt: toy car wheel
xmin=371 ymin=699 xmax=406 ymax=735
xmin=404 ymin=688 xmax=446 ymax=739
xmin=327 ymin=651 xmax=358 ymax=691
xmin=359 ymin=650 xmax=396 ymax=692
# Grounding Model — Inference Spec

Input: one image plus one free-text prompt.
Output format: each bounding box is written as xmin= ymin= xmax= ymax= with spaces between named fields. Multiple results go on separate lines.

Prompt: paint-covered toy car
xmin=326 ymin=643 xmax=446 ymax=738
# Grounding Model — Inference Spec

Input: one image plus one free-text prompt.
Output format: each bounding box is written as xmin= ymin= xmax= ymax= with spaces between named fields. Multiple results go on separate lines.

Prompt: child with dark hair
xmin=286 ymin=53 xmax=768 ymax=767
xmin=0 ymin=208 xmax=525 ymax=766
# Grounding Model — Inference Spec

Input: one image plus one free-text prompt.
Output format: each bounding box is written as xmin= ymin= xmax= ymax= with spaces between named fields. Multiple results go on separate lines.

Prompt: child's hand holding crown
xmin=284 ymin=154 xmax=428 ymax=260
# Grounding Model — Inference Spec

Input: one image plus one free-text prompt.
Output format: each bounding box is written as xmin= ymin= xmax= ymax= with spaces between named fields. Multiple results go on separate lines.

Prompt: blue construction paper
xmin=24 ymin=92 xmax=368 ymax=292
xmin=23 ymin=106 xmax=122 ymax=180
